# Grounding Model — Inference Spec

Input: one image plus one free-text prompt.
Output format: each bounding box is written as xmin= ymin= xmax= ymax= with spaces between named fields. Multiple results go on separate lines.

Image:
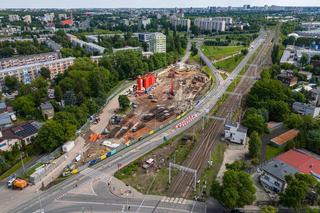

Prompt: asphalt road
xmin=9 ymin=33 xmax=266 ymax=213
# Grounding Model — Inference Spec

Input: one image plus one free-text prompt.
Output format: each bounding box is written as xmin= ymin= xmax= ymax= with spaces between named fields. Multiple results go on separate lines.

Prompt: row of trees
xmin=0 ymin=39 xmax=51 ymax=58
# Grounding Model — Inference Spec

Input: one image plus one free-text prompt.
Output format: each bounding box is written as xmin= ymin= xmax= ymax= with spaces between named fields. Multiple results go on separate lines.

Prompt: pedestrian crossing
xmin=160 ymin=196 xmax=189 ymax=204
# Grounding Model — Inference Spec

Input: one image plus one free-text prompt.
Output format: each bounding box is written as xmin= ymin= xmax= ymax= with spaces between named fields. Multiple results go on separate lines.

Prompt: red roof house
xmin=61 ymin=19 xmax=73 ymax=26
xmin=276 ymin=149 xmax=320 ymax=177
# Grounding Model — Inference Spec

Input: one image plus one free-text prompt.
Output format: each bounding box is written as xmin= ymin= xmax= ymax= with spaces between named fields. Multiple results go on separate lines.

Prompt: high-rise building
xmin=169 ymin=16 xmax=191 ymax=32
xmin=8 ymin=15 xmax=20 ymax=22
xmin=149 ymin=33 xmax=166 ymax=53
xmin=194 ymin=18 xmax=226 ymax=32
xmin=22 ymin=15 xmax=32 ymax=24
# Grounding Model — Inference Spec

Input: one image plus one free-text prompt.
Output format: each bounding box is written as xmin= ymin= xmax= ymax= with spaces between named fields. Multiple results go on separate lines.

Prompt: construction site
xmin=82 ymin=63 xmax=211 ymax=163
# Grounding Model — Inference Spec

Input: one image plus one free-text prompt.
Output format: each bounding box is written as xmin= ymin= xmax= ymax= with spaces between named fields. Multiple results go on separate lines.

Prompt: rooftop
xmin=261 ymin=159 xmax=298 ymax=181
xmin=270 ymin=129 xmax=299 ymax=146
xmin=276 ymin=149 xmax=320 ymax=177
xmin=40 ymin=102 xmax=54 ymax=111
xmin=0 ymin=121 xmax=42 ymax=141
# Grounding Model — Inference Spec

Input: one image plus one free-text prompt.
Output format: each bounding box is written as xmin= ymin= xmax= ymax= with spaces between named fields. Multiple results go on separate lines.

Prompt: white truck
xmin=62 ymin=141 xmax=75 ymax=153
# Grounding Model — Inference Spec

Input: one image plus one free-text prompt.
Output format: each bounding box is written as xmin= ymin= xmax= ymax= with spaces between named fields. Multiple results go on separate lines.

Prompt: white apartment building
xmin=23 ymin=15 xmax=32 ymax=24
xmin=139 ymin=17 xmax=151 ymax=29
xmin=194 ymin=17 xmax=227 ymax=32
xmin=67 ymin=34 xmax=105 ymax=55
xmin=8 ymin=15 xmax=20 ymax=22
xmin=0 ymin=57 xmax=75 ymax=86
xmin=169 ymin=16 xmax=191 ymax=31
xmin=43 ymin=13 xmax=55 ymax=23
xmin=212 ymin=17 xmax=233 ymax=25
xmin=149 ymin=33 xmax=166 ymax=53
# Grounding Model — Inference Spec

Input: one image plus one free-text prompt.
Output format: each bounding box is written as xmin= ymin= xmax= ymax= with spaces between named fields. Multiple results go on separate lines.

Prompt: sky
xmin=1 ymin=0 xmax=320 ymax=8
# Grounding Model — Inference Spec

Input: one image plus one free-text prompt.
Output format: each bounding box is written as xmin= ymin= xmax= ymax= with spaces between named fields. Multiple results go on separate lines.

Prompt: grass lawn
xmin=188 ymin=53 xmax=201 ymax=64
xmin=214 ymin=54 xmax=245 ymax=73
xmin=202 ymin=66 xmax=216 ymax=90
xmin=201 ymin=45 xmax=244 ymax=61
xmin=265 ymin=145 xmax=286 ymax=160
xmin=0 ymin=156 xmax=33 ymax=180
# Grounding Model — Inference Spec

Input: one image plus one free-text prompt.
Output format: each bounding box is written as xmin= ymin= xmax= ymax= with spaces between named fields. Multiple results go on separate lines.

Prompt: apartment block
xmin=0 ymin=52 xmax=60 ymax=70
xmin=194 ymin=17 xmax=226 ymax=32
xmin=0 ymin=57 xmax=75 ymax=87
xmin=8 ymin=15 xmax=20 ymax=22
xmin=23 ymin=15 xmax=32 ymax=24
xmin=67 ymin=34 xmax=105 ymax=55
xmin=169 ymin=16 xmax=191 ymax=31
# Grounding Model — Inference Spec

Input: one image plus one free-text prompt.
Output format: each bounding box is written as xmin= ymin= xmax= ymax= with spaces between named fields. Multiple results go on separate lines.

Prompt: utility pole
xmin=20 ymin=152 xmax=25 ymax=175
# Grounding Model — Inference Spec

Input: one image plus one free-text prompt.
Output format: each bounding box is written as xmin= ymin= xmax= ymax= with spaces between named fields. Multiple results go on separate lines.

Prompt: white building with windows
xmin=224 ymin=122 xmax=248 ymax=144
xmin=149 ymin=32 xmax=166 ymax=53
xmin=194 ymin=17 xmax=227 ymax=32
xmin=169 ymin=16 xmax=191 ymax=32
xmin=8 ymin=15 xmax=20 ymax=22
xmin=260 ymin=160 xmax=297 ymax=193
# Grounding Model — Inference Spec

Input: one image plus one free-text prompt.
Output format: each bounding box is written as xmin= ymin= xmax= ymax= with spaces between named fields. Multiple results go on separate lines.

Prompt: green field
xmin=0 ymin=156 xmax=33 ymax=180
xmin=201 ymin=45 xmax=245 ymax=60
xmin=214 ymin=54 xmax=245 ymax=73
xmin=265 ymin=145 xmax=286 ymax=160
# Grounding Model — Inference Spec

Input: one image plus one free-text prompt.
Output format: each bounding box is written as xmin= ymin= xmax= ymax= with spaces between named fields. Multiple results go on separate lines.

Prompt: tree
xmin=211 ymin=170 xmax=256 ymax=209
xmin=248 ymin=131 xmax=262 ymax=159
xmin=300 ymin=53 xmax=309 ymax=67
xmin=261 ymin=206 xmax=277 ymax=213
xmin=225 ymin=160 xmax=250 ymax=171
xmin=0 ymin=47 xmax=14 ymax=58
xmin=4 ymin=76 xmax=19 ymax=91
xmin=54 ymin=85 xmax=63 ymax=102
xmin=271 ymin=44 xmax=280 ymax=64
xmin=242 ymin=109 xmax=268 ymax=135
xmin=40 ymin=67 xmax=51 ymax=79
xmin=34 ymin=120 xmax=66 ymax=152
xmin=284 ymin=113 xmax=304 ymax=129
xmin=241 ymin=49 xmax=249 ymax=56
xmin=12 ymin=96 xmax=37 ymax=119
xmin=118 ymin=95 xmax=130 ymax=110
xmin=191 ymin=42 xmax=198 ymax=56
xmin=280 ymin=174 xmax=320 ymax=211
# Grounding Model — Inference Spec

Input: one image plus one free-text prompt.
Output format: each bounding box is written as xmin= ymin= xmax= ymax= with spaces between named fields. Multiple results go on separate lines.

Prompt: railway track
xmin=167 ymin=30 xmax=276 ymax=199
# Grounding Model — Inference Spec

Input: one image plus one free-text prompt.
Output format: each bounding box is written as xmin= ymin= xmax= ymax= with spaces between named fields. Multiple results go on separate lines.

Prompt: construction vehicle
xmin=7 ymin=176 xmax=28 ymax=190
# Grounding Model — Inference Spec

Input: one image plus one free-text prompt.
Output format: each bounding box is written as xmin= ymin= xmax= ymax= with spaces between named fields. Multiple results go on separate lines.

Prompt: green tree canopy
xmin=248 ymin=131 xmax=262 ymax=160
xmin=211 ymin=170 xmax=256 ymax=209
xmin=4 ymin=76 xmax=19 ymax=91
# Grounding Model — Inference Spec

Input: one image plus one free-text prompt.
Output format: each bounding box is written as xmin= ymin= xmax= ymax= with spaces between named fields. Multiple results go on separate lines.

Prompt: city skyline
xmin=1 ymin=0 xmax=320 ymax=8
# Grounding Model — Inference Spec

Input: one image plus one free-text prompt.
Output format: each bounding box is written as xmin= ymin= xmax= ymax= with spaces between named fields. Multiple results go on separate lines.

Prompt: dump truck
xmin=13 ymin=178 xmax=28 ymax=190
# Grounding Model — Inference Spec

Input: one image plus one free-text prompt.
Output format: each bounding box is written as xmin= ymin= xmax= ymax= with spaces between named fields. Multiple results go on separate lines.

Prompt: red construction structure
xmin=136 ymin=73 xmax=156 ymax=91
xmin=137 ymin=76 xmax=144 ymax=91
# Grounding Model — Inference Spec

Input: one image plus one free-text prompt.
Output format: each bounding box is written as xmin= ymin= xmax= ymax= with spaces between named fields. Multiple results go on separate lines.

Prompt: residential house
xmin=260 ymin=160 xmax=297 ymax=193
xmin=260 ymin=149 xmax=320 ymax=193
xmin=277 ymin=70 xmax=298 ymax=87
xmin=40 ymin=102 xmax=54 ymax=119
xmin=299 ymin=71 xmax=313 ymax=81
xmin=292 ymin=102 xmax=320 ymax=118
xmin=0 ymin=121 xmax=42 ymax=151
xmin=310 ymin=88 xmax=320 ymax=107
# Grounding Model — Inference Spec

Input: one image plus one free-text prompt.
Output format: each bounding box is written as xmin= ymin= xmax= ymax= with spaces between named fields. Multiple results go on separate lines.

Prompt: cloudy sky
xmin=1 ymin=0 xmax=319 ymax=8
